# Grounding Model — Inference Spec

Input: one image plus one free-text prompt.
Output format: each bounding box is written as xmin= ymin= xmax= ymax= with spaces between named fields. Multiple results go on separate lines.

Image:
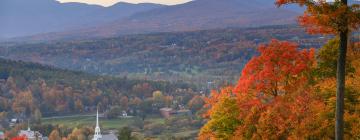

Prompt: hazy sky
xmin=57 ymin=0 xmax=192 ymax=6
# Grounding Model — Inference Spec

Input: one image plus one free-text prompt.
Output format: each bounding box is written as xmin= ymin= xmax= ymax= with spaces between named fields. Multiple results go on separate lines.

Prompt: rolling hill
xmin=0 ymin=0 xmax=165 ymax=38
xmin=0 ymin=25 xmax=330 ymax=84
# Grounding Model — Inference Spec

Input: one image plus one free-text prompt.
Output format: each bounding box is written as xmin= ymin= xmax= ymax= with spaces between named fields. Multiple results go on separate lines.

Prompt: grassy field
xmin=42 ymin=115 xmax=164 ymax=130
xmin=42 ymin=115 xmax=198 ymax=139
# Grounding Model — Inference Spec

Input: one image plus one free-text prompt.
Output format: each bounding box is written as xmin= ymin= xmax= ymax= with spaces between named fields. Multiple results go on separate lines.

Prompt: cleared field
xmin=42 ymin=115 xmax=140 ymax=129
xmin=42 ymin=115 xmax=198 ymax=139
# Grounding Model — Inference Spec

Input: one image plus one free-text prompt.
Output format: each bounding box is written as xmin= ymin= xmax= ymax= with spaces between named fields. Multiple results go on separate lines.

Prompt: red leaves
xmin=235 ymin=39 xmax=315 ymax=97
xmin=11 ymin=136 xmax=27 ymax=140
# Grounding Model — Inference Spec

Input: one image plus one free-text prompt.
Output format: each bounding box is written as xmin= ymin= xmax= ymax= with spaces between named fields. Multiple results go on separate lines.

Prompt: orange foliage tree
xmin=199 ymin=40 xmax=335 ymax=139
xmin=276 ymin=0 xmax=360 ymax=139
xmin=235 ymin=39 xmax=315 ymax=97
xmin=232 ymin=40 xmax=329 ymax=139
xmin=11 ymin=136 xmax=27 ymax=140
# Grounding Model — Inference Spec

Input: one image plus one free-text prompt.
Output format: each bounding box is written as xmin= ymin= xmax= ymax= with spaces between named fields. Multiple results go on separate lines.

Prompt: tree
xmin=316 ymin=38 xmax=355 ymax=79
xmin=106 ymin=106 xmax=122 ymax=119
xmin=187 ymin=95 xmax=205 ymax=113
xmin=49 ymin=129 xmax=61 ymax=140
xmin=118 ymin=127 xmax=133 ymax=140
xmin=199 ymin=86 xmax=241 ymax=140
xmin=11 ymin=136 xmax=26 ymax=140
xmin=129 ymin=97 xmax=142 ymax=109
xmin=67 ymin=128 xmax=85 ymax=140
xmin=119 ymin=96 xmax=129 ymax=111
xmin=75 ymin=99 xmax=84 ymax=113
xmin=235 ymin=39 xmax=315 ymax=97
xmin=276 ymin=1 xmax=360 ymax=139
xmin=12 ymin=90 xmax=36 ymax=117
xmin=152 ymin=90 xmax=165 ymax=108
xmin=32 ymin=109 xmax=42 ymax=124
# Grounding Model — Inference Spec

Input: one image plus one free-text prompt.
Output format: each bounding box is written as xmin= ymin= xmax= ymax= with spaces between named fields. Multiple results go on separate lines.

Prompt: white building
xmin=18 ymin=125 xmax=43 ymax=140
xmin=92 ymin=110 xmax=118 ymax=140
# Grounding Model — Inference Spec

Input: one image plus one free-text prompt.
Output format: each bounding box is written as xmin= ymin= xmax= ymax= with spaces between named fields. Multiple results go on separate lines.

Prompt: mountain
xmin=0 ymin=0 xmax=165 ymax=38
xmin=12 ymin=0 xmax=303 ymax=41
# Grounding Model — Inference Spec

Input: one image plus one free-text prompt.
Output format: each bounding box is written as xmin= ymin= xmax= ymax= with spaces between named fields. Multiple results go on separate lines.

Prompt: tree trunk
xmin=336 ymin=1 xmax=348 ymax=140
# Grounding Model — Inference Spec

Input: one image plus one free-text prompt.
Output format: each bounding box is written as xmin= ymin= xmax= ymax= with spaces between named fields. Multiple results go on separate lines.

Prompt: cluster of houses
xmin=2 ymin=106 xmax=191 ymax=140
xmin=0 ymin=121 xmax=46 ymax=140
xmin=1 ymin=111 xmax=118 ymax=140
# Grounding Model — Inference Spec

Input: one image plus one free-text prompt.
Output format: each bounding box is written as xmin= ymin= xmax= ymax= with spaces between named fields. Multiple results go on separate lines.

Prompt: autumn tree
xmin=11 ymin=136 xmax=27 ymax=140
xmin=12 ymin=90 xmax=37 ymax=117
xmin=187 ymin=95 xmax=205 ymax=113
xmin=199 ymin=40 xmax=334 ymax=139
xmin=276 ymin=0 xmax=360 ymax=139
xmin=199 ymin=86 xmax=241 ymax=140
xmin=119 ymin=96 xmax=129 ymax=111
xmin=129 ymin=97 xmax=142 ymax=110
xmin=152 ymin=90 xmax=165 ymax=109
xmin=49 ymin=129 xmax=61 ymax=140
xmin=235 ymin=39 xmax=315 ymax=97
xmin=75 ymin=99 xmax=84 ymax=112
xmin=315 ymin=42 xmax=360 ymax=139
xmin=67 ymin=128 xmax=85 ymax=140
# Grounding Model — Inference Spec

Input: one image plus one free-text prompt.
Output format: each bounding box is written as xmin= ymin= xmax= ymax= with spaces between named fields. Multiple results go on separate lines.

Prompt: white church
xmin=92 ymin=110 xmax=118 ymax=140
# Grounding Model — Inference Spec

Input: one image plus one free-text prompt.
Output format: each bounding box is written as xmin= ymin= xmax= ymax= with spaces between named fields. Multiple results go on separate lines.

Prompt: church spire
xmin=93 ymin=108 xmax=102 ymax=140
xmin=27 ymin=120 xmax=30 ymax=131
xmin=96 ymin=109 xmax=99 ymax=127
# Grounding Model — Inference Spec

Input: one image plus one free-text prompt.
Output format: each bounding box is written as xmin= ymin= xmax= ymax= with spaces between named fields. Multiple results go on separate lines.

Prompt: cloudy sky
xmin=57 ymin=0 xmax=192 ymax=6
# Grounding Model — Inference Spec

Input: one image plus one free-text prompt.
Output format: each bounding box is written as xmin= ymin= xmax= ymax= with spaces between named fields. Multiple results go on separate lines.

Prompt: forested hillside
xmin=0 ymin=25 xmax=330 ymax=86
xmin=0 ymin=58 xmax=199 ymax=119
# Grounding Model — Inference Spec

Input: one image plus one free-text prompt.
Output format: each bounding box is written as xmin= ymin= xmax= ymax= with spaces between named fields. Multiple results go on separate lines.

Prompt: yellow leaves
xmin=199 ymin=86 xmax=241 ymax=140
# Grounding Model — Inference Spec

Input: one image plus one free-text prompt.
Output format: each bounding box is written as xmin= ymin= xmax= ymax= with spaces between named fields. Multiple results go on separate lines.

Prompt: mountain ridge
xmin=4 ymin=0 xmax=302 ymax=42
xmin=0 ymin=0 xmax=165 ymax=38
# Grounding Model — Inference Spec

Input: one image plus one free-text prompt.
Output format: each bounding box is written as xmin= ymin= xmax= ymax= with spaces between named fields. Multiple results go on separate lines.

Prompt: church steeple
xmin=27 ymin=120 xmax=30 ymax=131
xmin=93 ymin=109 xmax=102 ymax=140
xmin=96 ymin=109 xmax=99 ymax=128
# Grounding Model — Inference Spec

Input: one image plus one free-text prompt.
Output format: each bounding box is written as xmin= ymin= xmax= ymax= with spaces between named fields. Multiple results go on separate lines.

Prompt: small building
xmin=9 ymin=118 xmax=20 ymax=127
xmin=18 ymin=127 xmax=43 ymax=140
xmin=122 ymin=111 xmax=127 ymax=117
xmin=159 ymin=108 xmax=174 ymax=118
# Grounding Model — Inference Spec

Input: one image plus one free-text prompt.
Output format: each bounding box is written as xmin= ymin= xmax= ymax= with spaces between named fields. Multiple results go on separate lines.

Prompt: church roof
xmin=100 ymin=134 xmax=118 ymax=140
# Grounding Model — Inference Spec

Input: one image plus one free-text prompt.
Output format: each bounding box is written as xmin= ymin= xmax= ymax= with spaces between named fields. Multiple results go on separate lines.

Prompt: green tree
xmin=118 ymin=127 xmax=133 ymax=140
xmin=316 ymin=39 xmax=354 ymax=79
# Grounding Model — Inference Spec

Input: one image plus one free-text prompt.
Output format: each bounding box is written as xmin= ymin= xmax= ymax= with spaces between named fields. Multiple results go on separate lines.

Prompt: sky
xmin=57 ymin=0 xmax=192 ymax=6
